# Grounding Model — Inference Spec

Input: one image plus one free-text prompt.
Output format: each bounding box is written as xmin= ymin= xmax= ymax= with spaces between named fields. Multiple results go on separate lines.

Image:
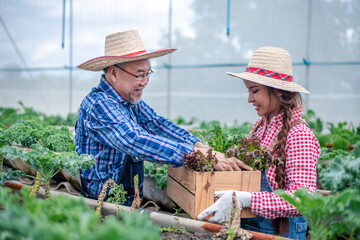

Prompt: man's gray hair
xmin=103 ymin=62 xmax=129 ymax=74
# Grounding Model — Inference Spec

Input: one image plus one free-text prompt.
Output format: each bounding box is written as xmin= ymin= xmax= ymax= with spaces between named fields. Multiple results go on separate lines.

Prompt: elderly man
xmin=75 ymin=30 xmax=242 ymax=206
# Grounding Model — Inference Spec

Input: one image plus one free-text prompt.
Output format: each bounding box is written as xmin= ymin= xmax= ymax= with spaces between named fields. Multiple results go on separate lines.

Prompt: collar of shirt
xmin=93 ymin=74 xmax=137 ymax=108
xmin=255 ymin=107 xmax=304 ymax=147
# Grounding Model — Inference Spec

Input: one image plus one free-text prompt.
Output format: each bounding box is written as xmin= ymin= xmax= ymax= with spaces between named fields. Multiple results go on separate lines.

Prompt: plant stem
xmin=30 ymin=171 xmax=43 ymax=197
xmin=96 ymin=178 xmax=116 ymax=214
xmin=44 ymin=180 xmax=50 ymax=199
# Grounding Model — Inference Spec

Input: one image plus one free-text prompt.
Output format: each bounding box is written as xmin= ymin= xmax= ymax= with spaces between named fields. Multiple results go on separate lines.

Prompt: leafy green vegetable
xmin=225 ymin=137 xmax=278 ymax=171
xmin=319 ymin=155 xmax=360 ymax=193
xmin=192 ymin=121 xmax=250 ymax=148
xmin=277 ymin=188 xmax=360 ymax=240
xmin=183 ymin=148 xmax=218 ymax=172
xmin=0 ymin=187 xmax=160 ymax=240
xmin=207 ymin=124 xmax=242 ymax=153
xmin=0 ymin=168 xmax=25 ymax=186
xmin=144 ymin=162 xmax=168 ymax=190
xmin=317 ymin=148 xmax=351 ymax=172
xmin=144 ymin=161 xmax=157 ymax=176
xmin=107 ymin=184 xmax=127 ymax=205
xmin=332 ymin=136 xmax=349 ymax=151
xmin=303 ymin=109 xmax=323 ymax=134
xmin=0 ymin=101 xmax=77 ymax=127
xmin=0 ymin=144 xmax=95 ymax=198
xmin=154 ymin=165 xmax=168 ymax=190
xmin=0 ymin=120 xmax=74 ymax=152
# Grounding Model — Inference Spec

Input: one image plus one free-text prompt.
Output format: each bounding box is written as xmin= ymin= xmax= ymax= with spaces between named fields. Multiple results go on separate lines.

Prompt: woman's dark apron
xmin=241 ymin=118 xmax=309 ymax=239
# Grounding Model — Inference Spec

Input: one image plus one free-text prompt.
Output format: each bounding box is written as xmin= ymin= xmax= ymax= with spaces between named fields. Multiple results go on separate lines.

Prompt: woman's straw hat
xmin=78 ymin=30 xmax=176 ymax=71
xmin=227 ymin=46 xmax=310 ymax=93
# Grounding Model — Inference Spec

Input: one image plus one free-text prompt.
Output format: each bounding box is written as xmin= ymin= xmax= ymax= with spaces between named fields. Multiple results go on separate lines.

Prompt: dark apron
xmin=79 ymin=155 xmax=144 ymax=207
xmin=117 ymin=155 xmax=144 ymax=206
xmin=241 ymin=169 xmax=308 ymax=240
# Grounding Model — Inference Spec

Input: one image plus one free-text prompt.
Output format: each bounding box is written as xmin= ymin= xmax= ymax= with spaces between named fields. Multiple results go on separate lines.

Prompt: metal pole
xmin=305 ymin=0 xmax=313 ymax=111
xmin=166 ymin=0 xmax=173 ymax=119
xmin=226 ymin=0 xmax=231 ymax=36
xmin=69 ymin=0 xmax=73 ymax=114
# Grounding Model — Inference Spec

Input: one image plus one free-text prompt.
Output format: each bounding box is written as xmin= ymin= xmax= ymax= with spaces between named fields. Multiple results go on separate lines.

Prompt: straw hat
xmin=78 ymin=30 xmax=176 ymax=71
xmin=227 ymin=46 xmax=309 ymax=93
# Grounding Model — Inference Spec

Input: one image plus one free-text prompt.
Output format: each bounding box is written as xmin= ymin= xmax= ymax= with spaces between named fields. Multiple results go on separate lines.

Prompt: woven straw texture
xmin=227 ymin=46 xmax=309 ymax=93
xmin=78 ymin=30 xmax=176 ymax=71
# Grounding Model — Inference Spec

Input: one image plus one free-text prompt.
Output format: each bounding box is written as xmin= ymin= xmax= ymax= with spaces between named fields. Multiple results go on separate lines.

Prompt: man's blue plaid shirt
xmin=75 ymin=75 xmax=199 ymax=197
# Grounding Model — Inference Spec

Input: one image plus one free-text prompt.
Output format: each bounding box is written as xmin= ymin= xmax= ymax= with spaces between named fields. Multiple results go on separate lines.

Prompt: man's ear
xmin=107 ymin=66 xmax=118 ymax=83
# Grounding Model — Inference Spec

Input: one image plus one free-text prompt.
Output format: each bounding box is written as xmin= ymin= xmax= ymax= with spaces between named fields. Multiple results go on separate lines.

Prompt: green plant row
xmin=0 ymin=187 xmax=160 ymax=240
xmin=277 ymin=142 xmax=360 ymax=240
xmin=303 ymin=109 xmax=360 ymax=150
xmin=0 ymin=101 xmax=77 ymax=128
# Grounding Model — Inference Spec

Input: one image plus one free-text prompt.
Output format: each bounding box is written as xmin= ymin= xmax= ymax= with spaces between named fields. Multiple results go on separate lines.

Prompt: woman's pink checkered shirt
xmin=249 ymin=108 xmax=320 ymax=219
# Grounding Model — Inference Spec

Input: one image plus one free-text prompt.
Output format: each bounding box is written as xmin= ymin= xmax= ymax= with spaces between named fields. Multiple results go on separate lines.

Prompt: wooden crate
xmin=167 ymin=166 xmax=261 ymax=219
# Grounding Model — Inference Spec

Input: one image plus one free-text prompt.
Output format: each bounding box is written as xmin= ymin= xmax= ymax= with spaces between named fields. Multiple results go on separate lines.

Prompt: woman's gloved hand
xmin=197 ymin=190 xmax=252 ymax=223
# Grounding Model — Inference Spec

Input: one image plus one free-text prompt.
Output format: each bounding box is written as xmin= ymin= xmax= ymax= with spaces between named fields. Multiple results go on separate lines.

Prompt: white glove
xmin=197 ymin=190 xmax=252 ymax=223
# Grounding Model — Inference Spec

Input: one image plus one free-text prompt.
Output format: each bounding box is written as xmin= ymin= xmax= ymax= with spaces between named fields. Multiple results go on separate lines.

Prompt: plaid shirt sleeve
xmin=250 ymin=124 xmax=320 ymax=219
xmin=137 ymin=101 xmax=200 ymax=146
xmin=83 ymin=98 xmax=195 ymax=166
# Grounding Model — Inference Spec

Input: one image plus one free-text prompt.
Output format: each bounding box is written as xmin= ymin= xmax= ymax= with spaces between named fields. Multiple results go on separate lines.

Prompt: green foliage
xmin=107 ymin=184 xmax=127 ymax=205
xmin=319 ymin=155 xmax=360 ymax=193
xmin=0 ymin=120 xmax=74 ymax=152
xmin=317 ymin=148 xmax=351 ymax=172
xmin=154 ymin=165 xmax=168 ymax=190
xmin=303 ymin=109 xmax=323 ymax=134
xmin=0 ymin=144 xmax=95 ymax=182
xmin=352 ymin=142 xmax=360 ymax=158
xmin=144 ymin=162 xmax=168 ymax=190
xmin=207 ymin=124 xmax=243 ymax=153
xmin=277 ymin=188 xmax=360 ymax=240
xmin=161 ymin=225 xmax=188 ymax=234
xmin=0 ymin=169 xmax=25 ymax=186
xmin=332 ymin=136 xmax=349 ymax=151
xmin=192 ymin=121 xmax=251 ymax=148
xmin=0 ymin=187 xmax=160 ymax=240
xmin=144 ymin=161 xmax=157 ymax=176
xmin=0 ymin=101 xmax=77 ymax=127
xmin=172 ymin=116 xmax=197 ymax=126
xmin=225 ymin=137 xmax=278 ymax=171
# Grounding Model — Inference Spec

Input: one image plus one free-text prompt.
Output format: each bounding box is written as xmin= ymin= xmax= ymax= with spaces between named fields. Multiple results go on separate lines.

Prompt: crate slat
xmin=167 ymin=166 xmax=261 ymax=219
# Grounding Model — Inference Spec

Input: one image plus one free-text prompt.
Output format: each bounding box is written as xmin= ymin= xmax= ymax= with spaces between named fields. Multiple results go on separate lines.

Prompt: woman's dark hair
xmin=266 ymin=86 xmax=303 ymax=236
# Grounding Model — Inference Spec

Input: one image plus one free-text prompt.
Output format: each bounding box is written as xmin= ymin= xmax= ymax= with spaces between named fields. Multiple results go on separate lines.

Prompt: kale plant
xmin=0 ymin=187 xmax=161 ymax=240
xmin=277 ymin=188 xmax=360 ymax=240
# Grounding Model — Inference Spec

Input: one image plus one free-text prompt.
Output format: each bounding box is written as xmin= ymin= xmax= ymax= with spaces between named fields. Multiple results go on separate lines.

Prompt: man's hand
xmin=194 ymin=142 xmax=211 ymax=149
xmin=214 ymin=151 xmax=253 ymax=171
xmin=197 ymin=190 xmax=252 ymax=223
xmin=193 ymin=147 xmax=253 ymax=171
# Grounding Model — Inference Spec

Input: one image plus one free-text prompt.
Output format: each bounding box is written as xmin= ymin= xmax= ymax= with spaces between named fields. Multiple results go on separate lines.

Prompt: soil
xmin=161 ymin=232 xmax=214 ymax=240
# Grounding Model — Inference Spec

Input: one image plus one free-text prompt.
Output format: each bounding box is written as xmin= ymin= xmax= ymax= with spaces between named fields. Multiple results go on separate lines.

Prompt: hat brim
xmin=227 ymin=71 xmax=310 ymax=94
xmin=78 ymin=48 xmax=176 ymax=71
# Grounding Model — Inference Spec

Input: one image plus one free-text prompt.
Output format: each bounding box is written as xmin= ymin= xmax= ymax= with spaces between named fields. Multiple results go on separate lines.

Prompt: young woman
xmin=197 ymin=46 xmax=320 ymax=240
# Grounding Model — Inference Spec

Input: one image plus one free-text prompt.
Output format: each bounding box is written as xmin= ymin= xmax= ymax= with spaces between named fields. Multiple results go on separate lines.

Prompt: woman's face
xmin=244 ymin=80 xmax=281 ymax=119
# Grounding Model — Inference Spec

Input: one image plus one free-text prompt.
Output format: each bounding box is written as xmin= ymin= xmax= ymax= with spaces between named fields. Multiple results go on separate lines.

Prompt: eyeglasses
xmin=114 ymin=65 xmax=154 ymax=81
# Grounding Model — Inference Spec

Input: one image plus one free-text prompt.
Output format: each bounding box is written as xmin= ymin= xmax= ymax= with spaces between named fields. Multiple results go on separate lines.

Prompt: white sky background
xmin=0 ymin=0 xmax=359 ymax=126
xmin=0 ymin=0 xmax=194 ymax=69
